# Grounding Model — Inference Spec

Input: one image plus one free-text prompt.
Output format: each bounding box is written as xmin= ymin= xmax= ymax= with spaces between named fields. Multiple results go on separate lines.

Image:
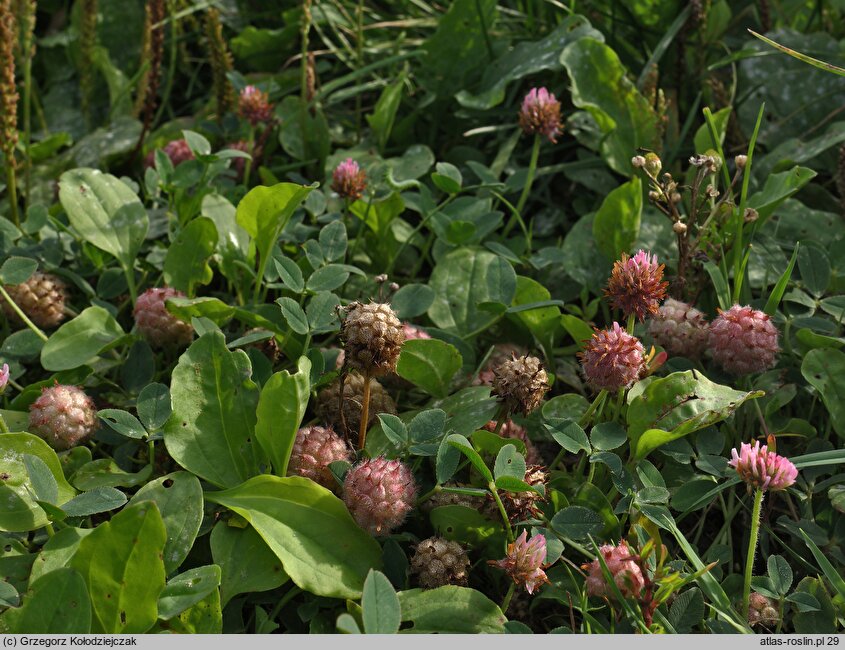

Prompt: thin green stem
xmin=579 ymin=390 xmax=608 ymax=428
xmin=0 ymin=414 xmax=9 ymax=433
xmin=123 ymin=263 xmax=138 ymax=304
xmin=742 ymin=488 xmax=764 ymax=620
xmin=0 ymin=285 xmax=47 ymax=341
xmin=489 ymin=482 xmax=514 ymax=543
xmin=626 ymin=313 xmax=636 ymax=334
xmin=506 ymin=134 xmax=540 ymax=237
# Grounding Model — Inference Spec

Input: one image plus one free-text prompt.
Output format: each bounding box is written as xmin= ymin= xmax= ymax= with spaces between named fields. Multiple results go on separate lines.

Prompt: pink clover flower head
xmin=238 ymin=85 xmax=274 ymax=126
xmin=584 ymin=541 xmax=645 ymax=599
xmin=489 ymin=530 xmax=550 ymax=594
xmin=707 ymin=304 xmax=779 ymax=375
xmin=518 ymin=87 xmax=563 ymax=143
xmin=144 ymin=138 xmax=195 ymax=170
xmin=0 ymin=363 xmax=8 ymax=393
xmin=729 ymin=441 xmax=797 ymax=492
xmin=331 ymin=158 xmax=367 ymax=200
xmin=579 ymin=322 xmax=645 ymax=391
xmin=604 ymin=249 xmax=668 ymax=322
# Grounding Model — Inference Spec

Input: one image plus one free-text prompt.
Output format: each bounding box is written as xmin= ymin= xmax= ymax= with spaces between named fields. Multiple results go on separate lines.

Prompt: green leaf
xmin=128 ymin=472 xmax=203 ymax=574
xmin=166 ymin=296 xmax=234 ymax=326
xmin=694 ymin=106 xmax=732 ymax=154
xmin=163 ymin=332 xmax=264 ymax=488
xmin=786 ymin=591 xmax=821 ymax=613
xmin=28 ymin=528 xmax=93 ymax=585
xmin=204 ymin=475 xmax=382 ymax=599
xmin=41 ymin=306 xmax=125 ymax=372
xmin=668 ymin=587 xmax=704 ymax=634
xmin=391 ymin=284 xmax=434 ymax=320
xmin=210 ymin=522 xmax=289 ymax=607
xmin=545 ymin=418 xmax=591 ymax=455
xmin=70 ymin=501 xmax=167 ymax=633
xmin=767 ymin=555 xmax=793 ymax=596
xmin=396 ymin=338 xmax=462 ymax=398
xmin=277 ymin=297 xmax=309 ymax=335
xmin=397 ymin=586 xmax=506 ymax=633
xmin=379 ymin=414 xmax=409 ymax=447
xmin=702 ymin=261 xmax=732 ymax=311
xmin=626 ymin=371 xmax=763 ymax=460
xmin=235 ymin=182 xmax=315 ymax=291
xmin=366 ymin=74 xmax=405 ymax=152
xmin=0 ymin=433 xmax=76 ymax=532
xmin=318 ymin=220 xmax=348 ymax=262
xmin=592 ymin=178 xmax=643 ymax=261
xmin=801 ymin=349 xmax=845 ymax=440
xmin=551 ymin=505 xmax=604 ymax=540
xmin=0 ymin=568 xmax=91 ymax=633
xmin=590 ymin=422 xmax=627 ymax=451
xmin=306 ymin=264 xmax=351 ymax=292
xmin=446 ymin=434 xmax=493 ymax=483
xmin=71 ymin=459 xmax=152 ymax=490
xmin=798 ymin=246 xmax=832 ymax=302
xmin=255 ymin=357 xmax=311 ymax=477
xmin=428 ymin=248 xmax=516 ymax=335
xmin=746 ymin=166 xmax=817 ymax=221
xmin=61 ymin=487 xmax=127 ymax=518
xmin=431 ymin=162 xmax=462 ymax=194
xmin=157 ymin=565 xmax=221 ymax=620
xmin=163 ymin=217 xmax=218 ymax=296
xmin=419 ymin=0 xmax=498 ymax=98
xmin=137 ymin=383 xmax=171 ymax=431
xmin=182 ymin=130 xmax=211 ymax=156
xmin=494 ymin=444 xmax=526 ymax=482
xmin=0 ymin=581 xmax=18 ymax=608
xmin=511 ymin=276 xmax=561 ymax=352
xmin=158 ymin=588 xmax=221 ymax=633
xmin=97 ymin=409 xmax=147 ymax=439
xmin=748 ymin=29 xmax=845 ymax=77
xmin=0 ymin=257 xmax=37 ymax=284
xmin=58 ymin=169 xmax=149 ymax=273
xmin=274 ymin=255 xmax=305 ymax=293
xmin=23 ymin=454 xmax=59 ymax=505
xmin=560 ymin=39 xmax=658 ymax=175
xmin=361 ymin=570 xmax=401 ymax=634
xmin=798 ymin=530 xmax=845 ymax=603
xmin=764 ymin=242 xmax=799 ymax=316
xmin=455 ymin=16 xmax=602 ymax=109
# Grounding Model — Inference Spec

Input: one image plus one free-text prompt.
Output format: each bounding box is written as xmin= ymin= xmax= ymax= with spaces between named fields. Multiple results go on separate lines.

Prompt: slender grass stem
xmin=506 ymin=134 xmax=540 ymax=237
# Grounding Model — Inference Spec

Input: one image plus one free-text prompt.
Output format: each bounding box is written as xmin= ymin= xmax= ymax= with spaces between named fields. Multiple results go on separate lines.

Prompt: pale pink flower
xmin=584 ymin=541 xmax=645 ymax=599
xmin=238 ymin=85 xmax=273 ymax=126
xmin=729 ymin=441 xmax=797 ymax=492
xmin=331 ymin=158 xmax=367 ymax=200
xmin=518 ymin=87 xmax=563 ymax=143
xmin=708 ymin=305 xmax=779 ymax=375
xmin=489 ymin=530 xmax=550 ymax=594
xmin=0 ymin=363 xmax=9 ymax=392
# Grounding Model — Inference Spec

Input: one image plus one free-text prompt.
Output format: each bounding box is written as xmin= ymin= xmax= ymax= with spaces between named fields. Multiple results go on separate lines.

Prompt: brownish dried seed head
xmin=341 ymin=302 xmax=405 ymax=376
xmin=491 ymin=355 xmax=549 ymax=416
